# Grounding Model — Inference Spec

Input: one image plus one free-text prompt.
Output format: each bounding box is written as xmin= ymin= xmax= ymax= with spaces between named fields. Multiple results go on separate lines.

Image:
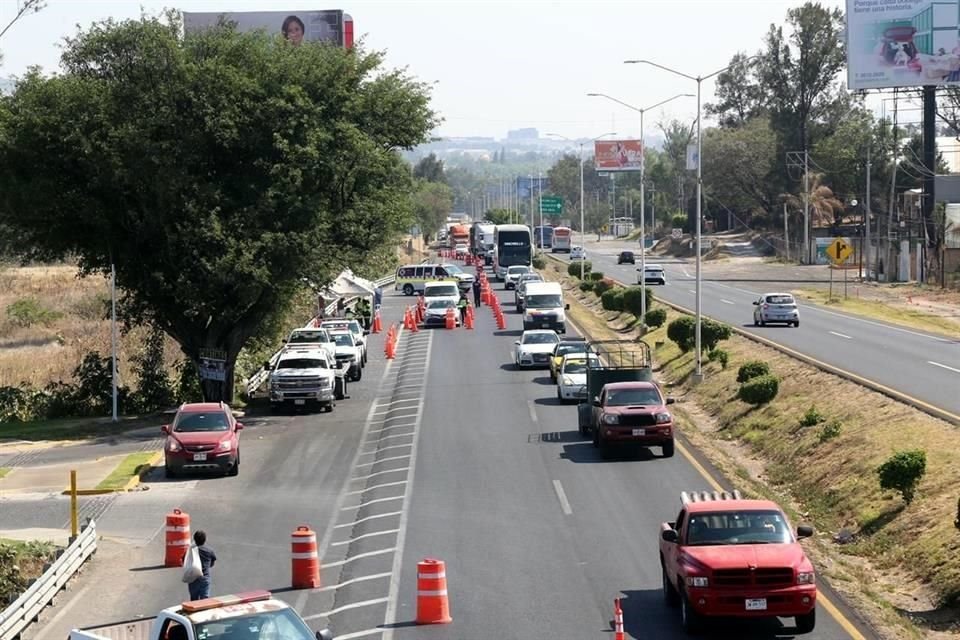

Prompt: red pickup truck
xmin=659 ymin=491 xmax=817 ymax=634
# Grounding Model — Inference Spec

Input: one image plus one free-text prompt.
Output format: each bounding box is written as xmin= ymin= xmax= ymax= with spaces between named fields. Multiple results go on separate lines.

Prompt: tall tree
xmin=412 ymin=179 xmax=453 ymax=240
xmin=413 ymin=153 xmax=446 ymax=183
xmin=0 ymin=13 xmax=436 ymax=402
xmin=546 ymin=153 xmax=606 ymax=224
xmin=706 ymin=52 xmax=765 ymax=128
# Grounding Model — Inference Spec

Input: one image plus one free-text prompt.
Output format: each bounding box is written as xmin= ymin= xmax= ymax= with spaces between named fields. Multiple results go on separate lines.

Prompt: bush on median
xmin=738 ymin=373 xmax=780 ymax=405
xmin=601 ymin=288 xmax=624 ymax=312
xmin=568 ymin=261 xmax=592 ymax=278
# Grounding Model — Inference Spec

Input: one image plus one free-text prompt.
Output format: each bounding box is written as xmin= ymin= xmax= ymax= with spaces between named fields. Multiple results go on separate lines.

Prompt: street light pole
xmin=624 ymin=57 xmax=756 ymax=381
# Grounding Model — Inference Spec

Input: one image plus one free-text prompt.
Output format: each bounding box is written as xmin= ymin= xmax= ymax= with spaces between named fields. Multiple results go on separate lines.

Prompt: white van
xmin=521 ymin=281 xmax=569 ymax=334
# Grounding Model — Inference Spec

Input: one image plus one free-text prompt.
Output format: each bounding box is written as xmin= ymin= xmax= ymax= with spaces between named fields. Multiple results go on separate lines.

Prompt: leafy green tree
xmin=547 ymin=154 xmax=607 ymax=229
xmin=412 ymin=179 xmax=453 ymax=241
xmin=706 ymin=52 xmax=765 ymax=128
xmin=0 ymin=14 xmax=436 ymax=403
xmin=413 ymin=153 xmax=446 ymax=183
xmin=484 ymin=208 xmax=513 ymax=225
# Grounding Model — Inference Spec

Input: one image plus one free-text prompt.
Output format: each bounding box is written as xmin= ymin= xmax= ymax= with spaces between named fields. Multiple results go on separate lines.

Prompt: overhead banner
xmin=846 ymin=0 xmax=960 ymax=89
xmin=183 ymin=9 xmax=354 ymax=48
xmin=594 ymin=140 xmax=643 ymax=172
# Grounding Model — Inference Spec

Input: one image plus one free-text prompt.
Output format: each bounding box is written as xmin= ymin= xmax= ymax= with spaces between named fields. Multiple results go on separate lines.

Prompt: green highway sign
xmin=539 ymin=196 xmax=563 ymax=215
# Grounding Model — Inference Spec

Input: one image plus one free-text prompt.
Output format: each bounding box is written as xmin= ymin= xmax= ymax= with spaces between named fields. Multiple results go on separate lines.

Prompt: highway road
xmin=23 ymin=280 xmax=876 ymax=640
xmin=580 ymin=243 xmax=960 ymax=417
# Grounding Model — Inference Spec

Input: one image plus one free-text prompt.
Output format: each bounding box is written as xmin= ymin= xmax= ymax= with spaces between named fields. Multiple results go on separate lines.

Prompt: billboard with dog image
xmin=846 ymin=0 xmax=960 ymax=89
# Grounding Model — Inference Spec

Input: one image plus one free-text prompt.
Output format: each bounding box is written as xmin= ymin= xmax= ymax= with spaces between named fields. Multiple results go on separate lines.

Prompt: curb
xmin=60 ymin=450 xmax=163 ymax=496
xmin=544 ymin=253 xmax=960 ymax=426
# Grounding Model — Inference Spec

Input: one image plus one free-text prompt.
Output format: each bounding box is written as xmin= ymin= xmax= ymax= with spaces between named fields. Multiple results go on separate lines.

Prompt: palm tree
xmin=782 ymin=172 xmax=845 ymax=229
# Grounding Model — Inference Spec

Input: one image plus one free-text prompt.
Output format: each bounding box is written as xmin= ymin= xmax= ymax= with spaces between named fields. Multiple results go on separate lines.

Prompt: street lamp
xmin=545 ymin=131 xmax=617 ymax=279
xmin=624 ymin=56 xmax=758 ymax=381
xmin=586 ymin=92 xmax=693 ymax=323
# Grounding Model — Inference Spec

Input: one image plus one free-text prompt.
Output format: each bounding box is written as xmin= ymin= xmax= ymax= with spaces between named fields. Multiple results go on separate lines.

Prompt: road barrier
xmin=0 ymin=520 xmax=97 ymax=640
xmin=291 ymin=525 xmax=321 ymax=589
xmin=613 ymin=597 xmax=625 ymax=640
xmin=415 ymin=558 xmax=452 ymax=625
xmin=164 ymin=508 xmax=191 ymax=567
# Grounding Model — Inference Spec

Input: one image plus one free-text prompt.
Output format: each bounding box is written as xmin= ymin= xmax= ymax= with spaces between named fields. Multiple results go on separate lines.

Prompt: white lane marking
xmin=829 ymin=331 xmax=853 ymax=340
xmin=382 ymin=330 xmax=434 ymax=640
xmin=331 ymin=530 xmax=400 ymax=547
xmin=803 ymin=303 xmax=955 ymax=343
xmin=527 ymin=400 xmax=539 ymax=424
xmin=369 ymin=413 xmax=417 ymax=424
xmin=552 ymin=480 xmax=573 ymax=515
xmin=366 ymin=433 xmax=415 ymax=444
xmin=929 ymin=361 xmax=960 ymax=374
xmin=688 ymin=289 xmax=696 ymax=294
xmin=720 ymin=299 xmax=735 ymax=305
xmin=368 ymin=422 xmax=417 ymax=433
xmin=323 ymin=547 xmax=397 ymax=568
xmin=351 ymin=467 xmax=409 ymax=482
xmin=315 ymin=571 xmax=392 ymax=590
xmin=341 ymin=495 xmax=404 ymax=510
xmin=326 ymin=630 xmax=383 ymax=640
xmin=333 ymin=511 xmax=402 ymax=529
xmin=355 ymin=454 xmax=412 ymax=469
xmin=715 ymin=283 xmax=733 ymax=289
xmin=347 ymin=480 xmax=408 ymax=495
xmin=28 ymin=583 xmax=93 ymax=640
xmin=303 ymin=597 xmax=390 ymax=620
xmin=358 ymin=443 xmax=413 ymax=456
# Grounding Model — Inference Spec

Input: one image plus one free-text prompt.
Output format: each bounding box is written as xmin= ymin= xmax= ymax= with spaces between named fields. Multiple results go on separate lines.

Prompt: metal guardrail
xmin=243 ymin=274 xmax=396 ymax=396
xmin=0 ymin=520 xmax=97 ymax=640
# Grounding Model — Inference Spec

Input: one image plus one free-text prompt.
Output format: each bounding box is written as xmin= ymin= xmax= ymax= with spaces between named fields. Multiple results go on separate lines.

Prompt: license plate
xmin=745 ymin=598 xmax=767 ymax=611
xmin=193 ymin=453 xmax=207 ymax=461
xmin=541 ymin=323 xmax=550 ymax=328
xmin=632 ymin=428 xmax=645 ymax=436
xmin=295 ymin=399 xmax=306 ymax=405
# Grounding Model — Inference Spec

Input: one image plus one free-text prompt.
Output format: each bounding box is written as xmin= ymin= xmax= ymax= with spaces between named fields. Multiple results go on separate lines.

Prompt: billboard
xmin=183 ymin=10 xmax=354 ymax=48
xmin=846 ymin=0 xmax=960 ymax=89
xmin=594 ymin=140 xmax=643 ymax=172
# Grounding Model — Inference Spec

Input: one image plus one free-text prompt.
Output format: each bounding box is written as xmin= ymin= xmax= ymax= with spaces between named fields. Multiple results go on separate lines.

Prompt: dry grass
xmin=0 ymin=264 xmax=181 ymax=392
xmin=542 ymin=256 xmax=960 ymax=639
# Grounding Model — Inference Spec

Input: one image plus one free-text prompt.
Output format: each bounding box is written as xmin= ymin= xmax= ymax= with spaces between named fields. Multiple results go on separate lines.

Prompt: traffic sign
xmin=671 ymin=228 xmax=682 ymax=239
xmin=539 ymin=196 xmax=563 ymax=215
xmin=826 ymin=237 xmax=853 ymax=264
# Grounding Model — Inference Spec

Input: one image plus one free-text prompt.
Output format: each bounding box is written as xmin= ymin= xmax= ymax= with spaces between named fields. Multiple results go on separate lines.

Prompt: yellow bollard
xmin=70 ymin=470 xmax=79 ymax=538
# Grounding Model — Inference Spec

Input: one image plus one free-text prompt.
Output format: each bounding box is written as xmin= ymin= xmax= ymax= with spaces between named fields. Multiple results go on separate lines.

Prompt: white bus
xmin=493 ymin=224 xmax=533 ymax=280
xmin=551 ymin=226 xmax=572 ymax=253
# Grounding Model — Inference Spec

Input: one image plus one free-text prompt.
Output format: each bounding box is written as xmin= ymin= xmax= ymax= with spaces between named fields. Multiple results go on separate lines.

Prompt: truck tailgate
xmin=71 ymin=618 xmax=155 ymax=640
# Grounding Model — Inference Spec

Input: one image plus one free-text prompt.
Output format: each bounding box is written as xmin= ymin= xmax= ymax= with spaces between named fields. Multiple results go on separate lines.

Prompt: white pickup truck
xmin=69 ymin=591 xmax=333 ymax=640
xmin=285 ymin=328 xmax=337 ymax=363
xmin=267 ymin=346 xmax=345 ymax=412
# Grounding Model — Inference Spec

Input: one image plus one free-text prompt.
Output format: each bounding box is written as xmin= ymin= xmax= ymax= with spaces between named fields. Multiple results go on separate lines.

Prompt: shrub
xmin=644 ymin=307 xmax=667 ymax=328
xmin=592 ymin=280 xmax=611 ymax=296
xmin=708 ymin=348 xmax=729 ymax=369
xmin=174 ymin=360 xmax=204 ymax=403
xmin=589 ymin=271 xmax=604 ymax=281
xmin=71 ymin=292 xmax=110 ymax=321
xmin=568 ymin=261 xmax=592 ymax=278
xmin=601 ymin=288 xmax=624 ymax=312
xmin=131 ymin=330 xmax=175 ymax=413
xmin=878 ymin=449 xmax=927 ymax=504
xmin=531 ymin=255 xmax=546 ymax=270
xmin=737 ymin=360 xmax=770 ymax=383
xmin=671 ymin=214 xmax=687 ymax=233
xmin=738 ymin=373 xmax=780 ymax=405
xmin=621 ymin=286 xmax=653 ymax=317
xmin=818 ymin=420 xmax=842 ymax=443
xmin=800 ymin=405 xmax=825 ymax=428
xmin=667 ymin=316 xmax=696 ymax=352
xmin=701 ymin=319 xmax=732 ymax=351
xmin=0 ymin=385 xmax=32 ymax=422
xmin=578 ymin=280 xmax=594 ymax=292
xmin=5 ymin=298 xmax=63 ymax=328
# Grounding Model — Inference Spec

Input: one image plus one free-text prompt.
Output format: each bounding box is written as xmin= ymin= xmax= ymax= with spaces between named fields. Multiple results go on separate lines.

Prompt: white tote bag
xmin=182 ymin=545 xmax=203 ymax=583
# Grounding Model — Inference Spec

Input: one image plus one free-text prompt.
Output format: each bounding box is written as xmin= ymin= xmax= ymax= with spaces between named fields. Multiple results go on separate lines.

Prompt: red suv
xmin=162 ymin=402 xmax=243 ymax=478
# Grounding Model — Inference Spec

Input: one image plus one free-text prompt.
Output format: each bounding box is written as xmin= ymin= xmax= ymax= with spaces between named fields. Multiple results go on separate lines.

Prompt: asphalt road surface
xmin=581 ymin=245 xmax=960 ymax=417
xmin=25 ymin=281 xmax=875 ymax=640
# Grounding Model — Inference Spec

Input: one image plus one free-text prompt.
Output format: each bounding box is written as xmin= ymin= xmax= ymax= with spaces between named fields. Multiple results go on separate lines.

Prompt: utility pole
xmin=783 ymin=202 xmax=790 ymax=261
xmin=803 ymin=149 xmax=810 ymax=265
xmin=865 ymin=147 xmax=872 ymax=281
xmin=111 ymin=263 xmax=118 ymax=423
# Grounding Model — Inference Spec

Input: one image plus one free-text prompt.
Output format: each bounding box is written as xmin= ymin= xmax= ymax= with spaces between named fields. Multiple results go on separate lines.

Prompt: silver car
xmin=514 ymin=273 xmax=545 ymax=312
xmin=753 ymin=292 xmax=800 ymax=327
xmin=505 ymin=265 xmax=531 ymax=290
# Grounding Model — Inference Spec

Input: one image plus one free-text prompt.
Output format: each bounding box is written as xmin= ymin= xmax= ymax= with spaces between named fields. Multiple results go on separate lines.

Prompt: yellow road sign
xmin=826 ymin=238 xmax=853 ymax=264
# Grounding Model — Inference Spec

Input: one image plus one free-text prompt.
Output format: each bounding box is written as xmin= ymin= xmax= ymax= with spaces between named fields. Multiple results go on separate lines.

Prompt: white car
xmin=753 ymin=292 xmax=800 ymax=327
xmin=321 ymin=319 xmax=368 ymax=365
xmin=557 ymin=353 xmax=599 ymax=404
xmin=505 ymin=265 xmax=531 ymax=290
xmin=638 ymin=264 xmax=667 ymax=285
xmin=513 ymin=330 xmax=560 ymax=368
xmin=442 ymin=263 xmax=475 ymax=290
xmin=570 ymin=246 xmax=586 ymax=260
xmin=423 ymin=298 xmax=460 ymax=328
xmin=328 ymin=330 xmax=363 ymax=381
xmin=454 ymin=243 xmax=469 ymax=259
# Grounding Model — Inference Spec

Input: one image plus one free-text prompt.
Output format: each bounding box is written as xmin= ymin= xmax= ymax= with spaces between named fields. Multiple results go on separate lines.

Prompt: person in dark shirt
xmin=188 ymin=530 xmax=217 ymax=601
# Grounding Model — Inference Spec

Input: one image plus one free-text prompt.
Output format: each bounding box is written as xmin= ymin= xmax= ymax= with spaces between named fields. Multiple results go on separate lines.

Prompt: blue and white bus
xmin=493 ymin=224 xmax=533 ymax=280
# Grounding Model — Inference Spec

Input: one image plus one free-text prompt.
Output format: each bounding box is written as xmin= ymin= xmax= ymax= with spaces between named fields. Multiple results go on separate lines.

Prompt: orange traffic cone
xmin=410 ymin=308 xmax=419 ymax=332
xmin=372 ymin=310 xmax=382 ymax=334
xmin=613 ymin=597 xmax=625 ymax=640
xmin=445 ymin=307 xmax=456 ymax=330
xmin=464 ymin=306 xmax=474 ymax=330
xmin=416 ymin=558 xmax=452 ymax=624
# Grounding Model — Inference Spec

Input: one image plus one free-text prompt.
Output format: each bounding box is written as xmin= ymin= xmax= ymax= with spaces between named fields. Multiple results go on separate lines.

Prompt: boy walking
xmin=188 ymin=530 xmax=217 ymax=601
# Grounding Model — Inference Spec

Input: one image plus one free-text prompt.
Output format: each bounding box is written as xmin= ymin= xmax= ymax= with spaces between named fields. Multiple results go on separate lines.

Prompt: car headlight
xmin=319 ymin=377 xmax=332 ymax=388
xmin=602 ymin=414 xmax=619 ymax=425
xmin=686 ymin=576 xmax=709 ymax=588
xmin=655 ymin=412 xmax=672 ymax=424
xmin=561 ymin=376 xmax=574 ymax=386
xmin=218 ymin=440 xmax=232 ymax=451
xmin=166 ymin=438 xmax=181 ymax=453
xmin=797 ymin=571 xmax=815 ymax=585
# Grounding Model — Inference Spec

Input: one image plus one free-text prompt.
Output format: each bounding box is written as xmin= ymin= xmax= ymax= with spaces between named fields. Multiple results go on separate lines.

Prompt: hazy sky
xmin=1 ymin=0 xmax=852 ymax=141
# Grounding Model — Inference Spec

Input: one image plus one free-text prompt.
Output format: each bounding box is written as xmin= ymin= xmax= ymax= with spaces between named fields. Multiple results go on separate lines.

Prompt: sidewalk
xmin=0 ymin=453 xmax=130 ymax=496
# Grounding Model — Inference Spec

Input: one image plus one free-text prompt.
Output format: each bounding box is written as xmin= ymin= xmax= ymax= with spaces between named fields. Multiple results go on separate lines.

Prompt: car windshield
xmin=332 ymin=334 xmax=354 ymax=346
xmin=621 ymin=252 xmax=633 ymax=258
xmin=425 ymin=285 xmax=458 ymax=297
xmin=193 ymin=608 xmax=315 ymax=640
xmin=277 ymin=358 xmax=326 ymax=369
xmin=563 ymin=359 xmax=597 ymax=374
xmin=605 ymin=388 xmax=662 ymax=406
xmin=428 ymin=299 xmax=455 ymax=309
xmin=289 ymin=332 xmax=327 ymax=344
xmin=174 ymin=411 xmax=229 ymax=432
xmin=685 ymin=509 xmax=792 ymax=546
xmin=444 ymin=264 xmax=463 ymax=274
xmin=766 ymin=295 xmax=795 ymax=304
xmin=555 ymin=343 xmax=587 ymax=357
xmin=523 ymin=333 xmax=559 ymax=345
xmin=508 ymin=267 xmax=530 ymax=276
xmin=526 ymin=294 xmax=562 ymax=308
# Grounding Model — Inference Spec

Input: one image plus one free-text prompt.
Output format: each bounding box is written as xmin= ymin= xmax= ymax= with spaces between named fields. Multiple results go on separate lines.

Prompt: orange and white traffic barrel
xmin=416 ymin=558 xmax=452 ymax=624
xmin=291 ymin=525 xmax=321 ymax=589
xmin=164 ymin=508 xmax=191 ymax=567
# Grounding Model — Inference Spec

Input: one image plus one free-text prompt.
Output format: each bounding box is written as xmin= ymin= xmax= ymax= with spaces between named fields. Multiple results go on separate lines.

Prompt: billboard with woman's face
xmin=183 ymin=10 xmax=354 ymax=48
